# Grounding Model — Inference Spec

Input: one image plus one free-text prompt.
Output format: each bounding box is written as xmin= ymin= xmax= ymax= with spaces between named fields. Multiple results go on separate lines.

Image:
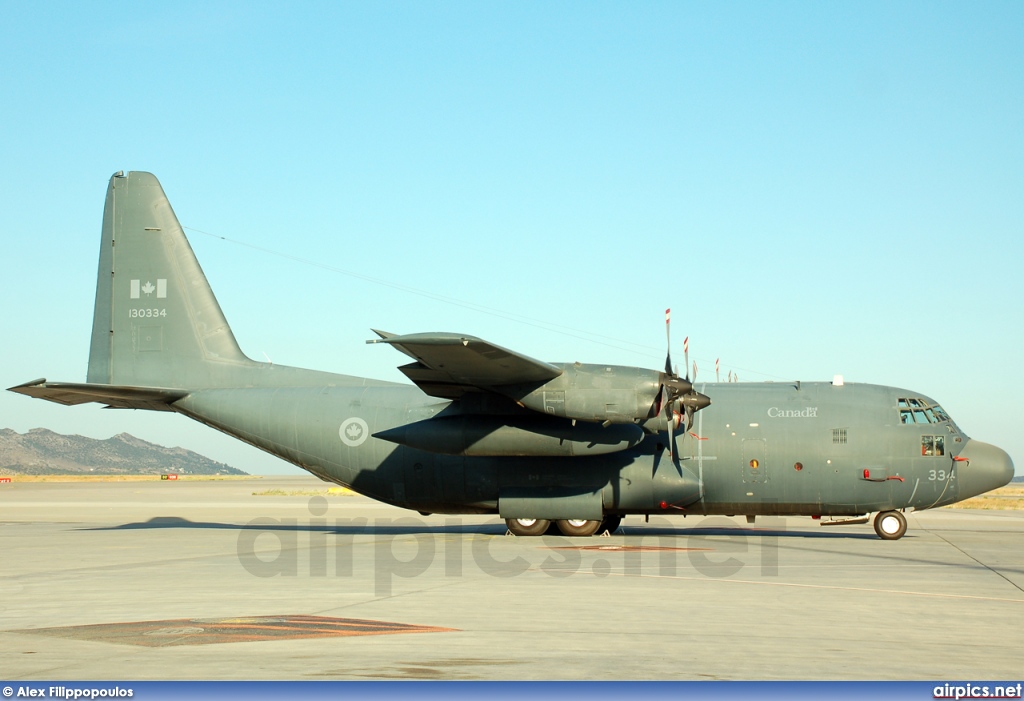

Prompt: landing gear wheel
xmin=555 ymin=519 xmax=602 ymax=537
xmin=506 ymin=518 xmax=551 ymax=536
xmin=598 ymin=515 xmax=622 ymax=535
xmin=873 ymin=510 xmax=907 ymax=540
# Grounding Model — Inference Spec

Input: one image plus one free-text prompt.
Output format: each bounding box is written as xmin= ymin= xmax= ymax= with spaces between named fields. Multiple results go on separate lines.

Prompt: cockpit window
xmin=897 ymin=398 xmax=948 ymax=425
xmin=921 ymin=435 xmax=945 ymax=456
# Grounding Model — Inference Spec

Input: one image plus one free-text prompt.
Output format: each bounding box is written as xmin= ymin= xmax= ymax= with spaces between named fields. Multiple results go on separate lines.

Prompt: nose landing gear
xmin=873 ymin=510 xmax=907 ymax=540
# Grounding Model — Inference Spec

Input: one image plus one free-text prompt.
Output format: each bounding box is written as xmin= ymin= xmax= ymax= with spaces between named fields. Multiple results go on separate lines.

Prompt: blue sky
xmin=1 ymin=2 xmax=1021 ymax=476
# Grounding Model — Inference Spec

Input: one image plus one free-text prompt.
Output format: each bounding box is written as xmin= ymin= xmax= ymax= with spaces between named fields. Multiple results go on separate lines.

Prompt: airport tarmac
xmin=1 ymin=476 xmax=1022 ymax=680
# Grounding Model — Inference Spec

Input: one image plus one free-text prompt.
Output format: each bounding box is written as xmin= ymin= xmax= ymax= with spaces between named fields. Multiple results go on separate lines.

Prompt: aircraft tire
xmin=506 ymin=518 xmax=550 ymax=536
xmin=599 ymin=515 xmax=622 ymax=535
xmin=873 ymin=510 xmax=907 ymax=540
xmin=555 ymin=519 xmax=602 ymax=537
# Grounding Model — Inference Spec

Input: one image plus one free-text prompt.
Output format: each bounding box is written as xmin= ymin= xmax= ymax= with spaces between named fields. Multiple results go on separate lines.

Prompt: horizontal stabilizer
xmin=8 ymin=379 xmax=188 ymax=411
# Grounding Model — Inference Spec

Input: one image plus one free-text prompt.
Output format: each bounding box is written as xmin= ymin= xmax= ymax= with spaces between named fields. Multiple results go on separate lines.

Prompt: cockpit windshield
xmin=898 ymin=397 xmax=950 ymax=425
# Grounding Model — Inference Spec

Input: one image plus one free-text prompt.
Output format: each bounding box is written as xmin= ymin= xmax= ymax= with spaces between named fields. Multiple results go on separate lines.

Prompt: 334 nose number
xmin=928 ymin=469 xmax=950 ymax=481
xmin=129 ymin=308 xmax=167 ymax=318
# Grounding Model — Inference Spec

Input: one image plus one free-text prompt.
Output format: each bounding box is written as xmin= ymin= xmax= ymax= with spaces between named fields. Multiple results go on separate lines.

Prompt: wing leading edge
xmin=368 ymin=331 xmax=562 ymax=399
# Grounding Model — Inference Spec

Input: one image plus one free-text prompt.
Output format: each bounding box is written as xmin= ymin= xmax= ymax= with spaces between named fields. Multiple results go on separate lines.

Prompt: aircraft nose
xmin=956 ymin=439 xmax=1015 ymax=499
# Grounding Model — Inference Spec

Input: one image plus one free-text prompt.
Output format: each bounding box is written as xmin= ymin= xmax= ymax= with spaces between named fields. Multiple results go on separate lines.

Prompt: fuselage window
xmin=922 ymin=436 xmax=934 ymax=456
xmin=900 ymin=410 xmax=913 ymax=424
xmin=921 ymin=435 xmax=945 ymax=456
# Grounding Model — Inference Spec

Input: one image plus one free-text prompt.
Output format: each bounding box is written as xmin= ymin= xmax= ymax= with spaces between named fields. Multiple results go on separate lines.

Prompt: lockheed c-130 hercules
xmin=10 ymin=172 xmax=1014 ymax=540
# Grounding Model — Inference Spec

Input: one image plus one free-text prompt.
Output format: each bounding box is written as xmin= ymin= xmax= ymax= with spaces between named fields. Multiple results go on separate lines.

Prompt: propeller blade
xmin=661 ymin=384 xmax=674 ymax=458
xmin=664 ymin=309 xmax=672 ymax=375
xmin=658 ymin=312 xmax=710 ymax=457
xmin=683 ymin=336 xmax=689 ymax=382
xmin=667 ymin=409 xmax=675 ymax=459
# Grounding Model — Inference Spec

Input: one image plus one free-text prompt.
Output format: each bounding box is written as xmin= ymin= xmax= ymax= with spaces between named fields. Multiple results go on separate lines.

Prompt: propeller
xmin=662 ymin=310 xmax=680 ymax=457
xmin=659 ymin=309 xmax=711 ymax=458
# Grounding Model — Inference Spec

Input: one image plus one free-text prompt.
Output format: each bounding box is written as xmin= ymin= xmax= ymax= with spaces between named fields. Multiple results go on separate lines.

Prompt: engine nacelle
xmin=503 ymin=363 xmax=662 ymax=424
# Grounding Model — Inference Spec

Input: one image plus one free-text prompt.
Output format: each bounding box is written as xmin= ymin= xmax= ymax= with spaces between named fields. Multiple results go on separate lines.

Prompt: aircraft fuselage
xmin=172 ymin=375 xmax=1011 ymax=519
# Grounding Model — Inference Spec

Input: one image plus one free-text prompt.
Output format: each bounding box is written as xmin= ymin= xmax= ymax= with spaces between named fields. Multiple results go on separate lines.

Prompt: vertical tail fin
xmin=87 ymin=171 xmax=253 ymax=388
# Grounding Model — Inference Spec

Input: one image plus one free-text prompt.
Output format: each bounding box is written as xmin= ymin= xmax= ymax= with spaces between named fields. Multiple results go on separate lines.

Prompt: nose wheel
xmin=873 ymin=510 xmax=907 ymax=540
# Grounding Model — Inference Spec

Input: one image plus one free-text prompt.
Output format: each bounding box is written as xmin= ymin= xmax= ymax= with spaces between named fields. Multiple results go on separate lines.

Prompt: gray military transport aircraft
xmin=10 ymin=172 xmax=1015 ymax=539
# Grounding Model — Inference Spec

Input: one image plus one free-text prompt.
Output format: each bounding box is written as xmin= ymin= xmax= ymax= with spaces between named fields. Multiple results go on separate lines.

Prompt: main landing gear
xmin=505 ymin=515 xmax=622 ymax=537
xmin=873 ymin=510 xmax=908 ymax=540
xmin=505 ymin=518 xmax=550 ymax=537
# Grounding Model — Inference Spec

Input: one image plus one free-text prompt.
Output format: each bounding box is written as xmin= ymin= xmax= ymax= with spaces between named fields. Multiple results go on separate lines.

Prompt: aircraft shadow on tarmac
xmin=80 ymin=516 xmax=881 ymax=540
xmin=73 ymin=518 xmax=1024 ymax=577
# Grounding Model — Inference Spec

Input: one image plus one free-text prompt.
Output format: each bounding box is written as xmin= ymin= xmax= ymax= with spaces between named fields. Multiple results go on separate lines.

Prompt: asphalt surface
xmin=2 ymin=476 xmax=1022 ymax=680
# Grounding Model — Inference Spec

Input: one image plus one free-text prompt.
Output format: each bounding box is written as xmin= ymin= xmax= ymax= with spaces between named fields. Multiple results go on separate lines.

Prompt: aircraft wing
xmin=8 ymin=379 xmax=188 ymax=411
xmin=368 ymin=331 xmax=562 ymax=399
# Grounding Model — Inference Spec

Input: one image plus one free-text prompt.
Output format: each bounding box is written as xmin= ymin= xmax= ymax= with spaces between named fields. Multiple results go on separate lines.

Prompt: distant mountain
xmin=0 ymin=428 xmax=247 ymax=475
